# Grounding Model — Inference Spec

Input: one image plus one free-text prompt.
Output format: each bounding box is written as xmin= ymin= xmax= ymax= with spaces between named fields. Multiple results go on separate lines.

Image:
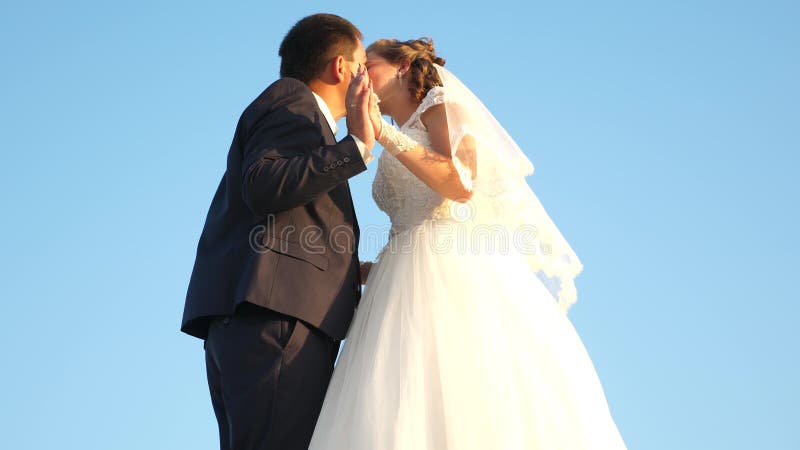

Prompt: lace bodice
xmin=371 ymin=87 xmax=459 ymax=236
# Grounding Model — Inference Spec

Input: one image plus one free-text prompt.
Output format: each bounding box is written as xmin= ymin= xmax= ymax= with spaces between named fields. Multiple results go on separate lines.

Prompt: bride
xmin=308 ymin=38 xmax=628 ymax=450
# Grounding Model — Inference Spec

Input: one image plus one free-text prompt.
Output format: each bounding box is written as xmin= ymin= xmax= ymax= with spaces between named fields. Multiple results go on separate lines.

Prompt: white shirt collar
xmin=311 ymin=92 xmax=339 ymax=135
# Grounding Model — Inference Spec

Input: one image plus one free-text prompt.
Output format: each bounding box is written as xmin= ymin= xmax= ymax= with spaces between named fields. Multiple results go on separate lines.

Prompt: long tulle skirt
xmin=309 ymin=220 xmax=627 ymax=449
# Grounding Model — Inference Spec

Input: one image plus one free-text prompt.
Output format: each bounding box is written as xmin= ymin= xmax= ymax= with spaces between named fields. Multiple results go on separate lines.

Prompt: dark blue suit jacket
xmin=181 ymin=78 xmax=366 ymax=340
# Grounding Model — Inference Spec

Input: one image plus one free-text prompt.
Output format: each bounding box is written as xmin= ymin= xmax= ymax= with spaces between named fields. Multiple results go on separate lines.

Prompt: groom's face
xmin=345 ymin=41 xmax=367 ymax=80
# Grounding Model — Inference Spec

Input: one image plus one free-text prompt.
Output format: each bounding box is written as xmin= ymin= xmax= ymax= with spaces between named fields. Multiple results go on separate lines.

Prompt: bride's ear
xmin=398 ymin=61 xmax=410 ymax=77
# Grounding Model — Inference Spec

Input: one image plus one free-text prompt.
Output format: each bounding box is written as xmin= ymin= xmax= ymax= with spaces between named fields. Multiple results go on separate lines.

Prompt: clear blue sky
xmin=1 ymin=1 xmax=797 ymax=448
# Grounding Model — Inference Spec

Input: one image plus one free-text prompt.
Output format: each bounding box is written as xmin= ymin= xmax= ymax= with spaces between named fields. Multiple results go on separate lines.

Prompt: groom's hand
xmin=346 ymin=66 xmax=375 ymax=149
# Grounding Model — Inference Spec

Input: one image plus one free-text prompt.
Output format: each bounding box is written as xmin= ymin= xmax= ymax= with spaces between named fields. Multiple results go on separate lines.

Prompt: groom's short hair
xmin=279 ymin=14 xmax=362 ymax=84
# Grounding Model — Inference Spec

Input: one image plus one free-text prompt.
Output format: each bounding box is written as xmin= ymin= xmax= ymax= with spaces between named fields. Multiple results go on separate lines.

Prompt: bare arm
xmin=376 ymin=104 xmax=476 ymax=202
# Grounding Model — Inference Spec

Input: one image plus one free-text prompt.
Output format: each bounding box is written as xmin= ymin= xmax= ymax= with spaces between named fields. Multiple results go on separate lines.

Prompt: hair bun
xmin=412 ymin=37 xmax=446 ymax=67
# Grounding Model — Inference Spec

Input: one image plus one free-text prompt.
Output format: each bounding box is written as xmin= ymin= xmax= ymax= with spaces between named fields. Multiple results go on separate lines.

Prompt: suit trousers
xmin=204 ymin=303 xmax=341 ymax=450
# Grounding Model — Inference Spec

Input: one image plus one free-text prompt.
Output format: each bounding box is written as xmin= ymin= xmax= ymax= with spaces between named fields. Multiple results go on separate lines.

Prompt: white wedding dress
xmin=308 ymin=87 xmax=627 ymax=450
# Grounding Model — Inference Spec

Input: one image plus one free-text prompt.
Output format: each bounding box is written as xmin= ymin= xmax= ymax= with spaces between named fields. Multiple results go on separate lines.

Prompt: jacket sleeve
xmin=240 ymin=97 xmax=368 ymax=216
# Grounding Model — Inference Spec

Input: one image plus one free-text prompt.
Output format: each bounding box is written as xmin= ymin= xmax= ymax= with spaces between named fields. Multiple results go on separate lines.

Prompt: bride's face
xmin=366 ymin=53 xmax=403 ymax=110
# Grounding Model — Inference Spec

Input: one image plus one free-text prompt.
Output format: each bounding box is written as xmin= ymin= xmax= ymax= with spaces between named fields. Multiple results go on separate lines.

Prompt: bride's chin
xmin=375 ymin=90 xmax=395 ymax=113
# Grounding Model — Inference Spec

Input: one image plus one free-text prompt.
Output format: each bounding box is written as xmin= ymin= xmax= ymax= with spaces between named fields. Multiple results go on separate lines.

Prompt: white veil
xmin=435 ymin=63 xmax=584 ymax=312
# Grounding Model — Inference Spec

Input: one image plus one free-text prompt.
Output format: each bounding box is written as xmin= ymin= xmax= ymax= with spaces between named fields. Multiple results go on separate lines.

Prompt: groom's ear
xmin=332 ymin=55 xmax=347 ymax=83
xmin=318 ymin=55 xmax=347 ymax=84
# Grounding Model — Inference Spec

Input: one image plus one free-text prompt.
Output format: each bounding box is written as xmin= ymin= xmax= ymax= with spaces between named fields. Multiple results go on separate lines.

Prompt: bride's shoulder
xmin=421 ymin=85 xmax=447 ymax=109
xmin=405 ymin=86 xmax=448 ymax=129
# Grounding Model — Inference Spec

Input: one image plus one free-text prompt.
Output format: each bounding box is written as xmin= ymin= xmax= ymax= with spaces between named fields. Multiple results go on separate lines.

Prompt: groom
xmin=181 ymin=13 xmax=375 ymax=450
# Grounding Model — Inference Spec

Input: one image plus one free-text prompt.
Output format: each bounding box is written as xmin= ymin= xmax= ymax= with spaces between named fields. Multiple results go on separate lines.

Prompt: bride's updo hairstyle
xmin=367 ymin=37 xmax=446 ymax=102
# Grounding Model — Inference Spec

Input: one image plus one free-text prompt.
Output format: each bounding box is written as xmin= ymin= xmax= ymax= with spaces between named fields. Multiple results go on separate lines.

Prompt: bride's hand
xmin=368 ymin=85 xmax=383 ymax=140
xmin=346 ymin=66 xmax=375 ymax=149
xmin=359 ymin=261 xmax=374 ymax=284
